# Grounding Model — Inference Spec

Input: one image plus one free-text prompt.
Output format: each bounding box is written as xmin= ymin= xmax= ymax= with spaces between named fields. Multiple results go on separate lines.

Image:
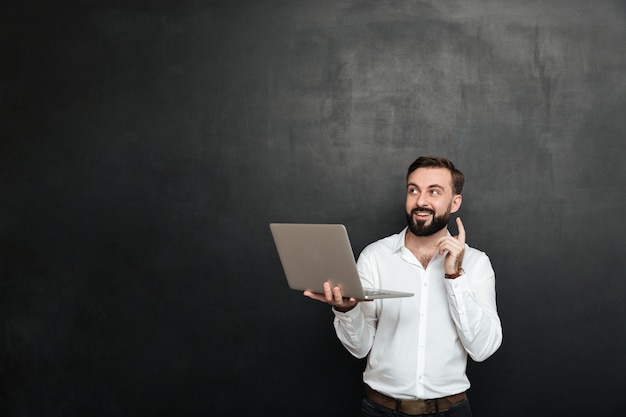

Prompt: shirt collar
xmin=391 ymin=227 xmax=409 ymax=253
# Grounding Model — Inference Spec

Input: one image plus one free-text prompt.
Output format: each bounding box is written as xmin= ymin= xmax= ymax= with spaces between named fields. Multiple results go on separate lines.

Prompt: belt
xmin=365 ymin=385 xmax=467 ymax=416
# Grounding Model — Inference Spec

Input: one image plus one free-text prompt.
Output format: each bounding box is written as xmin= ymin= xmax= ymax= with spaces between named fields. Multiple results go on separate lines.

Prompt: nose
xmin=416 ymin=191 xmax=429 ymax=207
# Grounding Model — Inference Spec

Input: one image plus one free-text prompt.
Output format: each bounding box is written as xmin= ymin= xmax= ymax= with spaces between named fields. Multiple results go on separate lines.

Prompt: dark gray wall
xmin=2 ymin=1 xmax=625 ymax=416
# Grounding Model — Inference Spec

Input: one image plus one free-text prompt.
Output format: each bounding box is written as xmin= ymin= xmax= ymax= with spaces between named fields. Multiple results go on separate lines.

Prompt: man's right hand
xmin=303 ymin=281 xmax=360 ymax=312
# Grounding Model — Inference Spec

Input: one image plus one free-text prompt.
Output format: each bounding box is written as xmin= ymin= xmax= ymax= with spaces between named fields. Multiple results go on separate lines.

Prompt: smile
xmin=412 ymin=208 xmax=434 ymax=217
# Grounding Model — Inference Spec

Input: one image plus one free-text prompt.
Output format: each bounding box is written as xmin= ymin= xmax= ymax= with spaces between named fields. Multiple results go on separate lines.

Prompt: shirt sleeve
xmin=443 ymin=252 xmax=503 ymax=362
xmin=330 ymin=249 xmax=379 ymax=359
xmin=332 ymin=299 xmax=378 ymax=359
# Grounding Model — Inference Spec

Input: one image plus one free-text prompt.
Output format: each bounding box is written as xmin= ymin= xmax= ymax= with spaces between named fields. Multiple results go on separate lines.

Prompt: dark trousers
xmin=360 ymin=397 xmax=472 ymax=417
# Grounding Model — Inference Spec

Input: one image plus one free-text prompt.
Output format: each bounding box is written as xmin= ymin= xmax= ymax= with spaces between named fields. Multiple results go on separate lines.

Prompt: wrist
xmin=444 ymin=268 xmax=464 ymax=279
xmin=333 ymin=304 xmax=356 ymax=313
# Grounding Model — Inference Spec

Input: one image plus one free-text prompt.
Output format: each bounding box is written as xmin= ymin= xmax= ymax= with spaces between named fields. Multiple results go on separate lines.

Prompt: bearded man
xmin=305 ymin=156 xmax=503 ymax=417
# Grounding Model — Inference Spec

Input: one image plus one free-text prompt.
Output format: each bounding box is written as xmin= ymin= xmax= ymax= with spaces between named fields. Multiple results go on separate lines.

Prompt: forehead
xmin=407 ymin=167 xmax=453 ymax=188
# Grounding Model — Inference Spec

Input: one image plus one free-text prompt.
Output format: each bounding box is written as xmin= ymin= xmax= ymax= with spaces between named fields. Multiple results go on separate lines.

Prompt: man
xmin=305 ymin=156 xmax=502 ymax=417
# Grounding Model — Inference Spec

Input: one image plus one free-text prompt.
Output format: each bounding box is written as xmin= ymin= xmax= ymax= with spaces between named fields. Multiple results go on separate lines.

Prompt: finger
xmin=438 ymin=242 xmax=458 ymax=256
xmin=436 ymin=237 xmax=463 ymax=256
xmin=456 ymin=217 xmax=466 ymax=245
xmin=435 ymin=236 xmax=460 ymax=249
xmin=303 ymin=290 xmax=326 ymax=302
xmin=323 ymin=281 xmax=335 ymax=302
xmin=434 ymin=236 xmax=447 ymax=253
xmin=332 ymin=285 xmax=345 ymax=303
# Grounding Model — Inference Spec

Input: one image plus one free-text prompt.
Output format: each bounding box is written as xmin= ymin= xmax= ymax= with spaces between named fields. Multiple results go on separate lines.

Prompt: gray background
xmin=2 ymin=0 xmax=625 ymax=416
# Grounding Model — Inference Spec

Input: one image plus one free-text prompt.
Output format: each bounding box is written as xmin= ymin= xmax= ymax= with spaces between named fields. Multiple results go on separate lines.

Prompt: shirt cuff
xmin=332 ymin=303 xmax=361 ymax=318
xmin=444 ymin=272 xmax=471 ymax=294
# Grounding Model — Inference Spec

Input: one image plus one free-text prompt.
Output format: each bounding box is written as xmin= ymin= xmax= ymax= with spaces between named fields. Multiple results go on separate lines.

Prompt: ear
xmin=450 ymin=194 xmax=462 ymax=214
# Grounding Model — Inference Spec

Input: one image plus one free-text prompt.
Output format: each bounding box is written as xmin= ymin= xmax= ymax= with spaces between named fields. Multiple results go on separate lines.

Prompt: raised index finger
xmin=456 ymin=217 xmax=466 ymax=245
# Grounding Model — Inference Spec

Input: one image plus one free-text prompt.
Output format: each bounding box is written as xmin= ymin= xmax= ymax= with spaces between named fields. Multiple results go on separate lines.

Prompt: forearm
xmin=445 ymin=274 xmax=503 ymax=361
xmin=332 ymin=304 xmax=375 ymax=359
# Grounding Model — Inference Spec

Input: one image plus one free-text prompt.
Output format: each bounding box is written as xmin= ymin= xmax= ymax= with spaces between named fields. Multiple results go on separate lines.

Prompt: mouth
xmin=412 ymin=208 xmax=434 ymax=219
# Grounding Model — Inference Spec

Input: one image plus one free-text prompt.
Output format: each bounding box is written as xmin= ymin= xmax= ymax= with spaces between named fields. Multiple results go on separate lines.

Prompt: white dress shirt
xmin=333 ymin=227 xmax=502 ymax=400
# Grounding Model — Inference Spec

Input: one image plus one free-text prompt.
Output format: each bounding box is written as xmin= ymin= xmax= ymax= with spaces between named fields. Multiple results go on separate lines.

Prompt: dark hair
xmin=407 ymin=156 xmax=465 ymax=195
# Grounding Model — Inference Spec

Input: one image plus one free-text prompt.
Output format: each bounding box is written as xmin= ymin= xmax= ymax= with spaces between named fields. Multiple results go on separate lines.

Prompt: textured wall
xmin=2 ymin=1 xmax=625 ymax=416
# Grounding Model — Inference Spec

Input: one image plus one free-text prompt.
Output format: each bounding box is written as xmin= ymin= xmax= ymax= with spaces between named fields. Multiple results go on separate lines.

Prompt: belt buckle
xmin=399 ymin=399 xmax=430 ymax=415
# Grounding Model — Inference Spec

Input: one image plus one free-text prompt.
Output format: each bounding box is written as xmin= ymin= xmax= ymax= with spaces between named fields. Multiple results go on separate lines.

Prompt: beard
xmin=406 ymin=205 xmax=452 ymax=237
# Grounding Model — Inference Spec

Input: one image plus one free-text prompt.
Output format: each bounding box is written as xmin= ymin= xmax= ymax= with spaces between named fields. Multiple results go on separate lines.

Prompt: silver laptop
xmin=269 ymin=223 xmax=414 ymax=300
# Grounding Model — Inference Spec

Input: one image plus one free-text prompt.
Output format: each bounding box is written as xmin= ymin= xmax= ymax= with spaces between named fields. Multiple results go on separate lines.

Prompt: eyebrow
xmin=407 ymin=182 xmax=446 ymax=190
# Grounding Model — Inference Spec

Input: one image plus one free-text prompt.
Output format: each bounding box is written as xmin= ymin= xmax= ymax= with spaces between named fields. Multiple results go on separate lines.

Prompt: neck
xmin=404 ymin=227 xmax=448 ymax=267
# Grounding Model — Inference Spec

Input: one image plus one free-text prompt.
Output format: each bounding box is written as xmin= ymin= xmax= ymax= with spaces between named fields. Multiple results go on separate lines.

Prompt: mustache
xmin=411 ymin=207 xmax=435 ymax=215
